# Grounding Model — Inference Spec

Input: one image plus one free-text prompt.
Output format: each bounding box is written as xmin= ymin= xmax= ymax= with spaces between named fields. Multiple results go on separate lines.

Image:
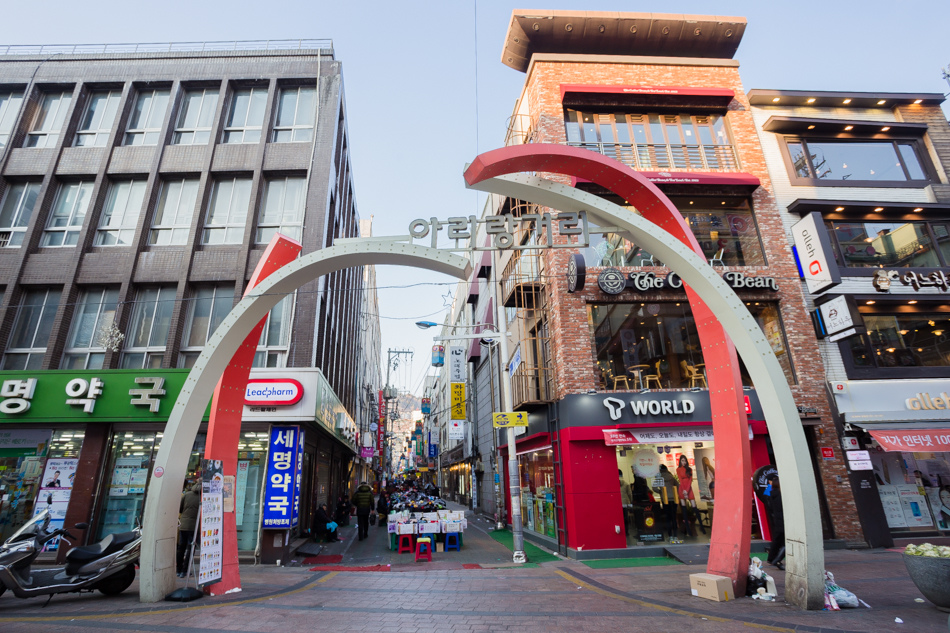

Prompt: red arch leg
xmin=465 ymin=145 xmax=751 ymax=592
xmin=203 ymin=234 xmax=302 ymax=595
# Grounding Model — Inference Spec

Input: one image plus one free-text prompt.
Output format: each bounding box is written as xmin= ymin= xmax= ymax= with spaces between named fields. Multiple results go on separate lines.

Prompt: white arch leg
xmin=139 ymin=241 xmax=471 ymax=602
xmin=468 ymin=174 xmax=824 ymax=610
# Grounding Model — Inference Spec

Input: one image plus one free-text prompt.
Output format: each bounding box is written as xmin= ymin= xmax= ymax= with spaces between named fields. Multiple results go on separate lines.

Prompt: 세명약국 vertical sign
xmin=261 ymin=425 xmax=301 ymax=529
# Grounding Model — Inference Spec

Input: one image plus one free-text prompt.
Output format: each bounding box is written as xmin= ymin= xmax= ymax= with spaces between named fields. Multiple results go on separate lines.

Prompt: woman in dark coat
xmin=314 ymin=503 xmax=339 ymax=542
xmin=376 ymin=491 xmax=389 ymax=526
xmin=335 ymin=494 xmax=351 ymax=526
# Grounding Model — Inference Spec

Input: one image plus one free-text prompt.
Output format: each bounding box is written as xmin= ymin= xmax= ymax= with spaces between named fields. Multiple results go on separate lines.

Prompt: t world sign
xmin=408 ymin=211 xmax=589 ymax=250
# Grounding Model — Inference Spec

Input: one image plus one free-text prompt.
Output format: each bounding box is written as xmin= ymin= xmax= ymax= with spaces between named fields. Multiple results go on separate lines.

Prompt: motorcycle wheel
xmin=95 ymin=565 xmax=136 ymax=595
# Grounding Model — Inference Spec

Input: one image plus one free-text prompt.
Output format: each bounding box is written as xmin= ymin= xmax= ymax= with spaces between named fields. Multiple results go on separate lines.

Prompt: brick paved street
xmin=1 ymin=508 xmax=948 ymax=633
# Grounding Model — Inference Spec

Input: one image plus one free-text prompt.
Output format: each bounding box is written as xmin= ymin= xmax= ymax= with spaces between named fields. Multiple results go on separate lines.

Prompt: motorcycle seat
xmin=66 ymin=531 xmax=138 ymax=565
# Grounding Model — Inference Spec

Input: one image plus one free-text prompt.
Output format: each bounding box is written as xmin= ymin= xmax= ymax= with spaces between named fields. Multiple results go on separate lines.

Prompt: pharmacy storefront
xmin=0 ymin=368 xmax=356 ymax=557
xmin=831 ymin=379 xmax=950 ymax=543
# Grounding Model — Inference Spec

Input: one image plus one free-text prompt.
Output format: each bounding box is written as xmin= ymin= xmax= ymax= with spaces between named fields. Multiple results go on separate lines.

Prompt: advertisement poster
xmin=235 ymin=460 xmax=249 ymax=527
xmin=631 ymin=449 xmax=659 ymax=478
xmin=198 ymin=459 xmax=223 ymax=587
xmin=878 ymin=485 xmax=908 ymax=528
xmin=694 ymin=448 xmax=716 ymax=501
xmin=261 ymin=426 xmax=301 ymax=529
xmin=31 ymin=458 xmax=79 ymax=551
xmin=109 ymin=457 xmax=141 ymax=496
xmin=896 ymin=483 xmax=933 ymax=527
xmin=928 ymin=488 xmax=950 ymax=530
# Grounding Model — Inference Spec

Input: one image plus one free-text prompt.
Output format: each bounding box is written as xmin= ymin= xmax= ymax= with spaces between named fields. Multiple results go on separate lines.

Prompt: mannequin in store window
xmin=676 ymin=455 xmax=706 ymax=536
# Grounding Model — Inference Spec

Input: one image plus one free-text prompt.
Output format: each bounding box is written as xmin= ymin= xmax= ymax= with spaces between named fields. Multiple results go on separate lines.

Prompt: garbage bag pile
xmin=824 ymin=571 xmax=859 ymax=609
xmin=904 ymin=543 xmax=950 ymax=558
xmin=388 ymin=490 xmax=447 ymax=513
xmin=746 ymin=557 xmax=776 ymax=601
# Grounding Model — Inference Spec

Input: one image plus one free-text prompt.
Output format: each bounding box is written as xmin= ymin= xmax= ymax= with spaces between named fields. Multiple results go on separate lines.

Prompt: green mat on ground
xmin=582 ymin=556 xmax=682 ymax=569
xmin=489 ymin=529 xmax=559 ymax=563
xmin=749 ymin=551 xmax=770 ymax=560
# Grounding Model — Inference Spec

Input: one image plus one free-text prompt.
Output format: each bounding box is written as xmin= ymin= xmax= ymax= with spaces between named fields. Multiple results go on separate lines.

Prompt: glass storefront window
xmin=786 ymin=139 xmax=929 ymax=183
xmin=870 ymin=446 xmax=950 ymax=534
xmin=518 ymin=449 xmax=557 ymax=539
xmin=236 ymin=431 xmax=269 ymax=550
xmin=97 ymin=430 xmax=205 ymax=539
xmin=828 ymin=221 xmax=941 ymax=269
xmin=589 ymin=302 xmax=794 ymax=389
xmin=847 ymin=312 xmax=950 ymax=369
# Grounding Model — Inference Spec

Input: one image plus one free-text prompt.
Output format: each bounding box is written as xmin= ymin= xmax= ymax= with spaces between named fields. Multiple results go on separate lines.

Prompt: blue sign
xmin=261 ymin=425 xmax=303 ymax=529
xmin=428 ymin=443 xmax=438 ymax=458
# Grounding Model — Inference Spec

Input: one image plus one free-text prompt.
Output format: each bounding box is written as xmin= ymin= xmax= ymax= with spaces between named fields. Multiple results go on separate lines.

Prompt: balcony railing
xmin=511 ymin=363 xmax=554 ymax=409
xmin=501 ymin=250 xmax=543 ymax=308
xmin=565 ymin=141 xmax=740 ymax=172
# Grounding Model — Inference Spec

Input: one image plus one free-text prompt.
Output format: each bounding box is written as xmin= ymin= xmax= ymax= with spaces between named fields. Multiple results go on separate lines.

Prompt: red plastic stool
xmin=444 ymin=532 xmax=460 ymax=552
xmin=415 ymin=537 xmax=432 ymax=562
xmin=398 ymin=534 xmax=414 ymax=554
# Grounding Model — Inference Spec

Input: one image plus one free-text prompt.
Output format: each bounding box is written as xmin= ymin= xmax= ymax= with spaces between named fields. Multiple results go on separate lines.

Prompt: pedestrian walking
xmin=764 ymin=474 xmax=786 ymax=570
xmin=652 ymin=464 xmax=679 ymax=540
xmin=353 ymin=481 xmax=374 ymax=540
xmin=376 ymin=490 xmax=389 ymax=526
xmin=176 ymin=480 xmax=200 ymax=577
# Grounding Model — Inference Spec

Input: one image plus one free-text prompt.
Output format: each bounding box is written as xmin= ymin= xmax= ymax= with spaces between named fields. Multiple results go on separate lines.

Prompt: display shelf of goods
xmin=902 ymin=543 xmax=950 ymax=612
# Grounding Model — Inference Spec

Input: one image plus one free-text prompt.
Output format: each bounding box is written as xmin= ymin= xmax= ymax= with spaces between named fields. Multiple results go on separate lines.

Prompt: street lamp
xmin=416 ymin=320 xmax=527 ymax=563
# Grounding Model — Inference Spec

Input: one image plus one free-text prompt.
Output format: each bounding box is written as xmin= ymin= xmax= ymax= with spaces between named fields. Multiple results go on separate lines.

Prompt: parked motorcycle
xmin=0 ymin=506 xmax=140 ymax=599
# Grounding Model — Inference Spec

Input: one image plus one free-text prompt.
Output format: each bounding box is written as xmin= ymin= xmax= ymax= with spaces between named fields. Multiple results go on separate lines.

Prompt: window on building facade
xmin=149 ymin=178 xmax=198 ymax=246
xmin=583 ymin=197 xmax=765 ymax=267
xmin=202 ymin=177 xmax=251 ymax=244
xmin=25 ymin=90 xmax=72 ymax=149
xmin=125 ymin=89 xmax=170 ymax=146
xmin=223 ymin=87 xmax=267 ymax=144
xmin=41 ymin=181 xmax=93 ymax=247
xmin=178 ymin=284 xmax=235 ymax=367
xmin=846 ymin=310 xmax=950 ymax=371
xmin=120 ymin=286 xmax=176 ymax=369
xmin=564 ymin=110 xmax=737 ymax=171
xmin=786 ymin=139 xmax=928 ymax=184
xmin=826 ymin=219 xmax=950 ymax=269
xmin=256 ymin=176 xmax=304 ymax=242
xmin=74 ymin=90 xmax=121 ymax=147
xmin=273 ymin=86 xmax=315 ymax=142
xmin=95 ymin=179 xmax=146 ymax=246
xmin=61 ymin=287 xmax=119 ymax=370
xmin=588 ymin=301 xmax=794 ymax=389
xmin=253 ymin=293 xmax=294 ymax=368
xmin=173 ymin=88 xmax=219 ymax=145
xmin=2 ymin=288 xmax=61 ymax=370
xmin=0 ymin=182 xmax=41 ymax=247
xmin=0 ymin=90 xmax=24 ymax=149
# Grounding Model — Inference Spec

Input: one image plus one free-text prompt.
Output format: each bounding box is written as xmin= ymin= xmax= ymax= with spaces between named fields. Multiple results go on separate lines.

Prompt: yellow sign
xmin=451 ymin=383 xmax=466 ymax=420
xmin=492 ymin=411 xmax=528 ymax=428
xmin=418 ymin=467 xmax=429 ymax=472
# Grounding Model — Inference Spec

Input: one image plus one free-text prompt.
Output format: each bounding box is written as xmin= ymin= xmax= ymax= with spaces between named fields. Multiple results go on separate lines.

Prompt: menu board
xmin=878 ymin=485 xmax=907 ymax=528
xmin=198 ymin=459 xmax=223 ymax=587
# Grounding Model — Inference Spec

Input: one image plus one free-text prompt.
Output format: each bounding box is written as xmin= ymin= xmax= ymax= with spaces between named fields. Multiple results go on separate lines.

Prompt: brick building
xmin=436 ymin=10 xmax=865 ymax=558
xmin=750 ymin=88 xmax=950 ymax=547
xmin=0 ymin=41 xmax=381 ymax=558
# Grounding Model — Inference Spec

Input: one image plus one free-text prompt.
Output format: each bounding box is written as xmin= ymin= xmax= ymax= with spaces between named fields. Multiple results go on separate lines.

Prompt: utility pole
xmin=382 ymin=349 xmax=413 ymax=477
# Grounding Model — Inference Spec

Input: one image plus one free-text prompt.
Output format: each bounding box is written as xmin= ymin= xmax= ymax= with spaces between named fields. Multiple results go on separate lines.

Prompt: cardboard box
xmin=387 ymin=522 xmax=397 ymax=534
xmin=418 ymin=522 xmax=440 ymax=534
xmin=396 ymin=523 xmax=415 ymax=535
xmin=689 ymin=573 xmax=732 ymax=602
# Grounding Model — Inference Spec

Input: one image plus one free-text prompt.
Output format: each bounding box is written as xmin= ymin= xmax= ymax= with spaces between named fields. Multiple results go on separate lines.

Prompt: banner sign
xmin=199 ymin=459 xmax=223 ymax=587
xmin=261 ymin=426 xmax=302 ymax=528
xmin=603 ymin=426 xmax=752 ymax=446
xmin=428 ymin=443 xmax=438 ymax=458
xmin=869 ymin=429 xmax=950 ymax=453
xmin=451 ymin=383 xmax=466 ymax=420
xmin=450 ymin=346 xmax=466 ymax=382
xmin=791 ymin=212 xmax=840 ymax=294
xmin=493 ymin=411 xmax=528 ymax=428
xmin=31 ymin=457 xmax=79 ymax=550
xmin=377 ymin=390 xmax=385 ymax=455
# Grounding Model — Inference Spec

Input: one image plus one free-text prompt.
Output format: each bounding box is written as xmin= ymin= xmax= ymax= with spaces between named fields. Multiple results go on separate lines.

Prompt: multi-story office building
xmin=435 ymin=10 xmax=865 ymax=558
xmin=750 ymin=88 xmax=950 ymax=546
xmin=0 ymin=40 xmax=380 ymax=559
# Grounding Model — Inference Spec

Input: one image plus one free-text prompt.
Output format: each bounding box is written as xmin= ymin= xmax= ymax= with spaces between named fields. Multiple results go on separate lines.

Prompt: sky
xmin=5 ymin=1 xmax=949 ymax=399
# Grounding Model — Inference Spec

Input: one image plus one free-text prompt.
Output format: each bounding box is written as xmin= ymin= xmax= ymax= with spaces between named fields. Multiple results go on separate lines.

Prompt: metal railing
xmin=0 ymin=39 xmax=333 ymax=56
xmin=511 ymin=363 xmax=554 ymax=408
xmin=565 ymin=141 xmax=740 ymax=172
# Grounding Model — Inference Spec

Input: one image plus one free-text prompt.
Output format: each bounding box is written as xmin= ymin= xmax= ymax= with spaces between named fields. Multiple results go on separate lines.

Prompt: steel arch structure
xmin=139 ymin=241 xmax=473 ymax=602
xmin=465 ymin=147 xmax=823 ymax=609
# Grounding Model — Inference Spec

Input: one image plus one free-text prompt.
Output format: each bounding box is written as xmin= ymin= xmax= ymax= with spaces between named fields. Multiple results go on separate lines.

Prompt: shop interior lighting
xmin=771 ymin=97 xmax=780 ymax=102
xmin=874 ymin=207 xmax=884 ymax=212
xmin=835 ymin=206 xmax=845 ymax=211
xmin=807 ymin=125 xmax=816 ymax=129
xmin=913 ymin=208 xmax=923 ymax=213
xmin=844 ymin=125 xmax=854 ymax=131
xmin=806 ymin=98 xmax=816 ymax=104
xmin=914 ymin=99 xmax=923 ymax=104
xmin=881 ymin=126 xmax=890 ymax=132
xmin=866 ymin=300 xmax=876 ymax=305
xmin=843 ymin=98 xmax=852 ymax=104
xmin=877 ymin=100 xmax=886 ymax=105
xmin=909 ymin=300 xmax=917 ymax=304
xmin=935 ymin=330 xmax=945 ymax=336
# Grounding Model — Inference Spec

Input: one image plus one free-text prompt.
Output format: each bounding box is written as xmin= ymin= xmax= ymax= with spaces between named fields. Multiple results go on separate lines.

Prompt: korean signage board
xmin=813 ymin=295 xmax=865 ymax=341
xmin=243 ymin=379 xmax=303 ymax=406
xmin=408 ymin=211 xmax=589 ymax=251
xmin=377 ymin=390 xmax=385 ymax=454
xmin=603 ymin=426 xmax=752 ymax=446
xmin=450 ymin=383 xmax=466 ymax=420
xmin=0 ymin=370 xmax=199 ymax=422
xmin=242 ymin=370 xmax=320 ymax=421
xmin=261 ymin=426 xmax=303 ymax=529
xmin=557 ymin=392 xmax=764 ymax=428
xmin=873 ymin=269 xmax=950 ymax=293
xmin=868 ymin=429 xmax=950 ymax=453
xmin=449 ymin=346 xmax=466 ymax=383
xmin=791 ymin=212 xmax=840 ymax=294
xmin=492 ymin=412 xmax=528 ymax=428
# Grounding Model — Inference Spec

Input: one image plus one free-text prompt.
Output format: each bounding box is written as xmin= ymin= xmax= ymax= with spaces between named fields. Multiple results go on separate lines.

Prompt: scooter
xmin=0 ymin=505 xmax=141 ymax=600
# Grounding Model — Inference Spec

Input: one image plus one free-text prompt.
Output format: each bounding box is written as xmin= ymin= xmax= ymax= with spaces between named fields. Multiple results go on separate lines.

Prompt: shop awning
xmin=851 ymin=422 xmax=950 ymax=452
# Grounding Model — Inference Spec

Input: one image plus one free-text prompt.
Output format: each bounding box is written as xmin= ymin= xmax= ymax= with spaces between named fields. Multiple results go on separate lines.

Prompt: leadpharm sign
xmin=791 ymin=212 xmax=840 ymax=294
xmin=244 ymin=379 xmax=303 ymax=406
